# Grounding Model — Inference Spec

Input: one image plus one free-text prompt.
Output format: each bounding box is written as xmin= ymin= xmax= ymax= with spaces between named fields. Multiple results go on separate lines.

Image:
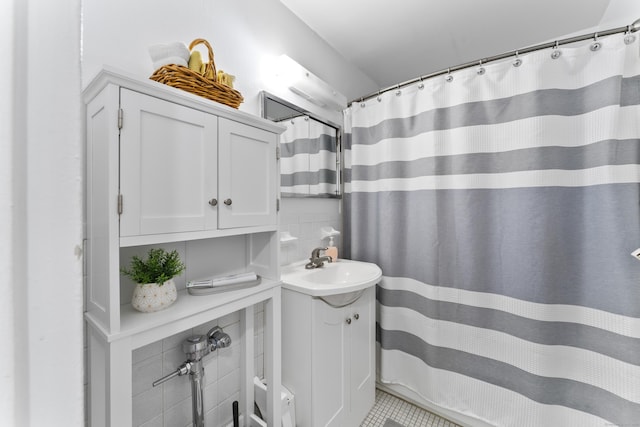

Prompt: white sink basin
xmin=281 ymin=259 xmax=382 ymax=306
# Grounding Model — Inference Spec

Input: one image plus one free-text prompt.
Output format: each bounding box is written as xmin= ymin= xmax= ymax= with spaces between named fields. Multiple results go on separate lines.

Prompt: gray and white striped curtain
xmin=344 ymin=33 xmax=640 ymax=426
xmin=279 ymin=116 xmax=337 ymax=197
xmin=309 ymin=120 xmax=338 ymax=196
xmin=279 ymin=116 xmax=310 ymax=196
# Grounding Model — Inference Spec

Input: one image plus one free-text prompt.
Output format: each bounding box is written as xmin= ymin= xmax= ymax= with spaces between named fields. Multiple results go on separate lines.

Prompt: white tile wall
xmin=279 ymin=198 xmax=343 ymax=266
xmin=131 ymin=305 xmax=266 ymax=427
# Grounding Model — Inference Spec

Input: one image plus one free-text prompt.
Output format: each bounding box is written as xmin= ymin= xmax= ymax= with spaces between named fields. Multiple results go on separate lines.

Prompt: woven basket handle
xmin=189 ymin=38 xmax=218 ymax=82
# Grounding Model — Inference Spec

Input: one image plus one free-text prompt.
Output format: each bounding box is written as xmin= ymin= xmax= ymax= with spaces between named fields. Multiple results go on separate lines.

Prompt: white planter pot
xmin=131 ymin=279 xmax=178 ymax=313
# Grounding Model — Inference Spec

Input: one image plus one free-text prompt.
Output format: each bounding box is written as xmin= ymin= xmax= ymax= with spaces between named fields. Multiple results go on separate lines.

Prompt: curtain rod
xmin=350 ymin=18 xmax=640 ymax=106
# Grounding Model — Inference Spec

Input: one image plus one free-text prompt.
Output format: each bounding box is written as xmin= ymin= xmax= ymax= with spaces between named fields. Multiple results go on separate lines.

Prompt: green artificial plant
xmin=120 ymin=248 xmax=186 ymax=285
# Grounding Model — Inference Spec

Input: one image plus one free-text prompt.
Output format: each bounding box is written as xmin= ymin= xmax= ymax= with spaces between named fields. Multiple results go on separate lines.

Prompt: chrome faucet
xmin=305 ymin=247 xmax=333 ymax=269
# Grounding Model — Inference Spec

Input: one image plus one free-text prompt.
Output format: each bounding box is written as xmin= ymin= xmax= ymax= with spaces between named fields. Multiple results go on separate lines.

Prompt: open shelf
xmin=85 ymin=278 xmax=281 ymax=348
xmin=119 ymin=224 xmax=278 ymax=247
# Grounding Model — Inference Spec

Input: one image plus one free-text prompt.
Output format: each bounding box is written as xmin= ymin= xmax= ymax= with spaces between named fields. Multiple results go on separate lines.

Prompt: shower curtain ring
xmin=395 ymin=85 xmax=402 ymax=96
xmin=418 ymin=76 xmax=425 ymax=90
xmin=360 ymin=98 xmax=366 ymax=108
xmin=551 ymin=41 xmax=562 ymax=59
xmin=590 ymin=32 xmax=602 ymax=51
xmin=513 ymin=50 xmax=522 ymax=67
xmin=377 ymin=91 xmax=382 ymax=102
xmin=477 ymin=60 xmax=486 ymax=75
xmin=625 ymin=25 xmax=636 ymax=44
xmin=445 ymin=68 xmax=454 ymax=82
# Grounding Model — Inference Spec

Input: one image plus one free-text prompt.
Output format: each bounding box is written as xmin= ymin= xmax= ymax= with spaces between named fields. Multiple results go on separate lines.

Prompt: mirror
xmin=261 ymin=91 xmax=341 ymax=198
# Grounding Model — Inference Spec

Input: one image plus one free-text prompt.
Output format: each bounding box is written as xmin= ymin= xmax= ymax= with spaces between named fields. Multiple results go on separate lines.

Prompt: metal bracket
xmin=117 ymin=108 xmax=123 ymax=130
xmin=117 ymin=194 xmax=123 ymax=215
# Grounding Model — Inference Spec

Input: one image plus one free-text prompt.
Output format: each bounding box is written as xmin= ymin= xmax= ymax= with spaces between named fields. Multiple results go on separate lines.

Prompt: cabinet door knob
xmin=354 ymin=313 xmax=360 ymax=320
xmin=224 ymin=198 xmax=232 ymax=206
xmin=208 ymin=198 xmax=218 ymax=206
xmin=346 ymin=317 xmax=352 ymax=325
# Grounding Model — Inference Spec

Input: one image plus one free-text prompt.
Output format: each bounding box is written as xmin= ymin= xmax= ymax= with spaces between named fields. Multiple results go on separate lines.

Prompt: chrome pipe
xmin=152 ymin=362 xmax=191 ymax=387
xmin=190 ymin=359 xmax=205 ymax=427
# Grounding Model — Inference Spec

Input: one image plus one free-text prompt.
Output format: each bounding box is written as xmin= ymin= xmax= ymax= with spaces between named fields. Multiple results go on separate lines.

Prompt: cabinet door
xmin=347 ymin=288 xmax=375 ymax=426
xmin=218 ymin=118 xmax=277 ymax=229
xmin=119 ymin=89 xmax=218 ymax=236
xmin=311 ymin=299 xmax=347 ymax=427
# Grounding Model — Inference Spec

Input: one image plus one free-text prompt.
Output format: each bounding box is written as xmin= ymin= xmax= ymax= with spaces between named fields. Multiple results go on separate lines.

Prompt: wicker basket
xmin=150 ymin=38 xmax=244 ymax=109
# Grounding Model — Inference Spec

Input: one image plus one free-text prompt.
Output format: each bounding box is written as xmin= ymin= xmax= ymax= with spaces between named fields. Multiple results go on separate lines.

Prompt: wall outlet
xmin=631 ymin=248 xmax=640 ymax=261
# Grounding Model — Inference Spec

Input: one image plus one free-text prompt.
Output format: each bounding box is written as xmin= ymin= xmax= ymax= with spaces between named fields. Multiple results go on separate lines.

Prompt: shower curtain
xmin=344 ymin=33 xmax=640 ymax=426
xmin=279 ymin=115 xmax=311 ymax=196
xmin=308 ymin=119 xmax=338 ymax=196
xmin=279 ymin=115 xmax=337 ymax=197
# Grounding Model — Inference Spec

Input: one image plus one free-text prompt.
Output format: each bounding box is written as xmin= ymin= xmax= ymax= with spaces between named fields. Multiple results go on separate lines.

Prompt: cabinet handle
xmin=224 ymin=198 xmax=232 ymax=206
xmin=346 ymin=317 xmax=352 ymax=325
xmin=354 ymin=313 xmax=360 ymax=320
xmin=208 ymin=198 xmax=218 ymax=206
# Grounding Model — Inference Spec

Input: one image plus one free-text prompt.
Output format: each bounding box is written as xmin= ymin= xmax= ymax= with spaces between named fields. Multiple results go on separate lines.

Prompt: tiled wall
xmin=279 ymin=198 xmax=343 ymax=266
xmin=131 ymin=307 xmax=265 ymax=427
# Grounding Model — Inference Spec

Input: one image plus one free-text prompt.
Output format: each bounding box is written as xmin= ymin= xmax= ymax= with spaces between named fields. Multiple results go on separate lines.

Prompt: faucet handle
xmin=207 ymin=326 xmax=232 ymax=351
xmin=311 ymin=247 xmax=328 ymax=258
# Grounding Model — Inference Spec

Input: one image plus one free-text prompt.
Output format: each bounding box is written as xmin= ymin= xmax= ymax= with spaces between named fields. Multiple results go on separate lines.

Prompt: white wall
xmin=81 ymin=0 xmax=378 ymax=111
xmin=537 ymin=1 xmax=640 ymax=40
xmin=597 ymin=0 xmax=640 ymax=29
xmin=2 ymin=0 xmax=84 ymax=426
xmin=1 ymin=1 xmax=17 ymax=424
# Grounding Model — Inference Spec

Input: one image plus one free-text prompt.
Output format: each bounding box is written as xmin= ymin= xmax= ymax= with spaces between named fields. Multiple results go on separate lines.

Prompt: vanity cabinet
xmin=83 ymin=67 xmax=284 ymax=427
xmin=282 ymin=287 xmax=375 ymax=427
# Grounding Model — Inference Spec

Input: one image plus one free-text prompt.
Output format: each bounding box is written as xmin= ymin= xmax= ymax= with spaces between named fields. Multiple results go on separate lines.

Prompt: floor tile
xmin=360 ymin=389 xmax=462 ymax=427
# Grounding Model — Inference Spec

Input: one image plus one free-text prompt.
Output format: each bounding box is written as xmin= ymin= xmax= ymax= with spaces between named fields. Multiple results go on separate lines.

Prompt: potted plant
xmin=121 ymin=248 xmax=186 ymax=313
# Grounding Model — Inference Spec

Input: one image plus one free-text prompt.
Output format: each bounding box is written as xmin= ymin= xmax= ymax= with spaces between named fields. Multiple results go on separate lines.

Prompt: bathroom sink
xmin=281 ymin=259 xmax=382 ymax=306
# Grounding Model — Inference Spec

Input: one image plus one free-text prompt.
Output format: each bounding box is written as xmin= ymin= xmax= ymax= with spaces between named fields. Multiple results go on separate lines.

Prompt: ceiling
xmin=279 ymin=0 xmax=625 ymax=91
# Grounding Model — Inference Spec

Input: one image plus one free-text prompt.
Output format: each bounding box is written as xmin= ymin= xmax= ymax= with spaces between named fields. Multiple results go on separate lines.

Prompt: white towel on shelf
xmin=148 ymin=42 xmax=190 ymax=69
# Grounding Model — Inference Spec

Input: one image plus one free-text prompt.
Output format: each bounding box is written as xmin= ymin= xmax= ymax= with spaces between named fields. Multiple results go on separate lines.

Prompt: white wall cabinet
xmin=119 ymin=88 xmax=219 ymax=238
xmin=83 ymin=67 xmax=284 ymax=427
xmin=118 ymin=89 xmax=278 ymax=245
xmin=282 ymin=287 xmax=375 ymax=427
xmin=218 ymin=117 xmax=278 ymax=229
